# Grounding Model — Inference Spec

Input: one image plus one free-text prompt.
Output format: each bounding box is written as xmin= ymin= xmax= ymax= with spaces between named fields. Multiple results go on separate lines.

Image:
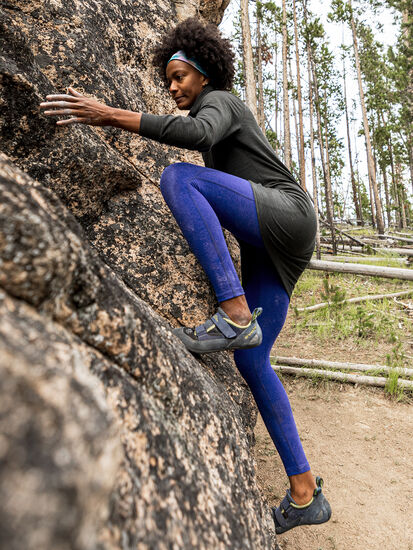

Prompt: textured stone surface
xmin=0 ymin=156 xmax=277 ymax=548
xmin=0 ymin=0 xmax=278 ymax=546
xmin=0 ymin=0 xmax=240 ymax=324
xmin=0 ymin=292 xmax=122 ymax=550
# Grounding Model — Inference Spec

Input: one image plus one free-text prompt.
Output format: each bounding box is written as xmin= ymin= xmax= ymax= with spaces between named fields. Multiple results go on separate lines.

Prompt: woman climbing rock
xmin=40 ymin=16 xmax=331 ymax=535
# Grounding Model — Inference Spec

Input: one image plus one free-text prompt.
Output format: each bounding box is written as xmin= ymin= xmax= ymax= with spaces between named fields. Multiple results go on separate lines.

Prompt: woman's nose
xmin=169 ymin=81 xmax=179 ymax=93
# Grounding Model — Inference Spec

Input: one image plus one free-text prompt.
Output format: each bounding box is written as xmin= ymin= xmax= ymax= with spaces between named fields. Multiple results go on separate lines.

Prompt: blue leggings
xmin=160 ymin=162 xmax=310 ymax=476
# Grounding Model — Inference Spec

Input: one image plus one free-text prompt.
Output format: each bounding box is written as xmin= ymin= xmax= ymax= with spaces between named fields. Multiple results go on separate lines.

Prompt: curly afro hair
xmin=151 ymin=17 xmax=235 ymax=91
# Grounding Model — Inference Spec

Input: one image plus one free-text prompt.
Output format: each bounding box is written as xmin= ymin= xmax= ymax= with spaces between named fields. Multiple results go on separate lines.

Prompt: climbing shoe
xmin=272 ymin=476 xmax=332 ymax=534
xmin=172 ymin=306 xmax=263 ymax=354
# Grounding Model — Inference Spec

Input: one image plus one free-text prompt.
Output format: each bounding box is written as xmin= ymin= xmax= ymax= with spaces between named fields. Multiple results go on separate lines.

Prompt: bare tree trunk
xmin=240 ymin=0 xmax=258 ymax=120
xmin=353 ymin=133 xmax=365 ymax=226
xmin=303 ymin=0 xmax=335 ymax=252
xmin=402 ymin=8 xmax=413 ymax=195
xmin=396 ymin=161 xmax=407 ymax=228
xmin=343 ymin=56 xmax=362 ymax=225
xmin=292 ymin=0 xmax=306 ymax=190
xmin=273 ymin=30 xmax=280 ymax=156
xmin=388 ymin=135 xmax=401 ymax=228
xmin=382 ymin=167 xmax=392 ymax=227
xmin=323 ymin=89 xmax=336 ymax=224
xmin=282 ymin=0 xmax=292 ymax=169
xmin=311 ymin=55 xmax=336 ymax=253
xmin=289 ymin=58 xmax=300 ymax=174
xmin=307 ymin=57 xmax=321 ymax=258
xmin=349 ymin=0 xmax=384 ymax=234
xmin=363 ymin=140 xmax=376 ymax=227
xmin=256 ymin=3 xmax=266 ymax=133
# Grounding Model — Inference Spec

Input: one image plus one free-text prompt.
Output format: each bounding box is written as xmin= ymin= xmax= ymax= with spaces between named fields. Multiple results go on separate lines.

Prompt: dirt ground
xmin=254 ymin=309 xmax=413 ymax=550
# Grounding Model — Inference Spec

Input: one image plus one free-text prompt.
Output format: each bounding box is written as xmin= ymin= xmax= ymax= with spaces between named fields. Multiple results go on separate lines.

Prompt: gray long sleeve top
xmin=139 ymin=84 xmax=316 ymax=296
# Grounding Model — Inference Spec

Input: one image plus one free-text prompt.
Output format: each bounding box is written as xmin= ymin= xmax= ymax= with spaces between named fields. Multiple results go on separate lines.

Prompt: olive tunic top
xmin=139 ymin=84 xmax=317 ymax=297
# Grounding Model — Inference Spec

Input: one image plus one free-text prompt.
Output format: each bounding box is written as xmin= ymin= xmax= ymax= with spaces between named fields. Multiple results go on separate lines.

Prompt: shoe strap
xmin=251 ymin=307 xmax=263 ymax=321
xmin=212 ymin=311 xmax=237 ymax=339
xmin=194 ymin=318 xmax=214 ymax=340
xmin=314 ymin=476 xmax=324 ymax=496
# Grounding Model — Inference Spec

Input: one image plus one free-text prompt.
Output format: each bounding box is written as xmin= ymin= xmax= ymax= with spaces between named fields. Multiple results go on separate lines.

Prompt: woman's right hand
xmin=39 ymin=87 xmax=114 ymax=127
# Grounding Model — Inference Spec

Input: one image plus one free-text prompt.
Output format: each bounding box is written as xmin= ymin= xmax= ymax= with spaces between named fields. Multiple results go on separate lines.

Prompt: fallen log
xmin=381 ymin=233 xmax=413 ymax=244
xmin=295 ymin=289 xmax=413 ymax=312
xmin=320 ymin=245 xmax=368 ymax=256
xmin=321 ymin=245 xmax=413 ymax=256
xmin=307 ymin=259 xmax=413 ymax=280
xmin=320 ymin=255 xmax=407 ymax=265
xmin=319 ymin=219 xmax=367 ymax=247
xmin=271 ymin=356 xmax=413 ymax=378
xmin=391 ymin=231 xmax=413 ymax=239
xmin=271 ymin=365 xmax=413 ymax=390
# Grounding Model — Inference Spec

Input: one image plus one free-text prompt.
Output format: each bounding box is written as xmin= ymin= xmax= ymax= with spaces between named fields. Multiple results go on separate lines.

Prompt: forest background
xmin=217 ymin=0 xmax=412 ymax=243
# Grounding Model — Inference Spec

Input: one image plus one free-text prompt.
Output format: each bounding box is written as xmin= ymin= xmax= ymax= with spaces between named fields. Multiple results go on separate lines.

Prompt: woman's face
xmin=166 ymin=60 xmax=209 ymax=110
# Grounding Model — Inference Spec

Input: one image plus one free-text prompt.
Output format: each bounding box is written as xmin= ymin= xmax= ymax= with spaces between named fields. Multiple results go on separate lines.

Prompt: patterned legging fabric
xmin=160 ymin=162 xmax=310 ymax=476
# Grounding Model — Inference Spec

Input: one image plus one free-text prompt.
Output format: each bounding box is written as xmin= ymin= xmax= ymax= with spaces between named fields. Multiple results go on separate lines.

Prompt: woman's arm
xmin=40 ymin=87 xmax=142 ymax=132
xmin=40 ymin=87 xmax=243 ymax=152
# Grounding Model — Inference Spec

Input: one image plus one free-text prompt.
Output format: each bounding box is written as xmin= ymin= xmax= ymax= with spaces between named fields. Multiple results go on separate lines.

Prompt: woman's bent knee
xmin=160 ymin=162 xmax=192 ymax=196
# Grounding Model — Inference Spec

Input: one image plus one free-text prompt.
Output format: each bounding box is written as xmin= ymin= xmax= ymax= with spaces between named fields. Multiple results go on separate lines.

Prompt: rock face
xmin=0 ymin=1 xmax=277 ymax=548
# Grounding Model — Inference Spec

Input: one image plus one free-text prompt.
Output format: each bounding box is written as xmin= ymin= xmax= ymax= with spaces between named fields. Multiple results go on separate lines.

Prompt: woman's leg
xmin=234 ymin=242 xmax=316 ymax=500
xmin=161 ymin=162 xmax=315 ymax=498
xmin=159 ymin=162 xmax=264 ymax=305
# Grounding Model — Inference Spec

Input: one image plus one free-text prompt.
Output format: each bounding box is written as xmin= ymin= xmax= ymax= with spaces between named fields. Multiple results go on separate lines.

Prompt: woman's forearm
xmin=109 ymin=107 xmax=142 ymax=133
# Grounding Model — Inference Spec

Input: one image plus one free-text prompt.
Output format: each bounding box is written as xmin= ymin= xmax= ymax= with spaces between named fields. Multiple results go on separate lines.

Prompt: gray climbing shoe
xmin=272 ymin=476 xmax=332 ymax=534
xmin=172 ymin=306 xmax=263 ymax=354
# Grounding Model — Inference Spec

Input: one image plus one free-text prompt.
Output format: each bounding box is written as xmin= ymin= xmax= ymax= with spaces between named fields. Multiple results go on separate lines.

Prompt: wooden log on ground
xmin=320 ymin=245 xmax=368 ymax=256
xmin=320 ymin=255 xmax=407 ymax=264
xmin=319 ymin=219 xmax=367 ymax=247
xmin=271 ymin=356 xmax=413 ymax=377
xmin=307 ymin=259 xmax=413 ymax=280
xmin=271 ymin=365 xmax=413 ymax=390
xmin=391 ymin=231 xmax=413 ymax=239
xmin=321 ymin=244 xmax=413 ymax=256
xmin=295 ymin=289 xmax=413 ymax=312
xmin=379 ymin=234 xmax=413 ymax=245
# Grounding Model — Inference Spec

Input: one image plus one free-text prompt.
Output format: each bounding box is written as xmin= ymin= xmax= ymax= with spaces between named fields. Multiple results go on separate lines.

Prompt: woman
xmin=40 ymin=16 xmax=331 ymax=535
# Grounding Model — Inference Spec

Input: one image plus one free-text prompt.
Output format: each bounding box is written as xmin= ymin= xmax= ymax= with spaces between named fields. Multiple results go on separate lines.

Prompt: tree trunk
xmin=289 ymin=58 xmax=300 ymax=175
xmin=396 ymin=161 xmax=407 ymax=229
xmin=296 ymin=289 xmax=413 ymax=312
xmin=271 ymin=365 xmax=413 ymax=390
xmin=311 ymin=54 xmax=336 ymax=253
xmin=303 ymin=0 xmax=335 ymax=252
xmin=343 ymin=56 xmax=362 ymax=225
xmin=388 ymin=136 xmax=401 ymax=228
xmin=307 ymin=259 xmax=413 ymax=280
xmin=349 ymin=0 xmax=384 ymax=234
xmin=272 ymin=355 xmax=413 ymax=378
xmin=273 ymin=30 xmax=280 ymax=156
xmin=282 ymin=0 xmax=292 ymax=169
xmin=292 ymin=0 xmax=306 ymax=190
xmin=402 ymin=7 xmax=413 ymax=195
xmin=240 ymin=0 xmax=258 ymax=120
xmin=364 ymin=141 xmax=376 ymax=227
xmin=382 ymin=167 xmax=392 ymax=227
xmin=255 ymin=3 xmax=266 ymax=133
xmin=323 ymin=90 xmax=336 ymax=226
xmin=353 ymin=132 xmax=365 ymax=226
xmin=307 ymin=44 xmax=321 ymax=259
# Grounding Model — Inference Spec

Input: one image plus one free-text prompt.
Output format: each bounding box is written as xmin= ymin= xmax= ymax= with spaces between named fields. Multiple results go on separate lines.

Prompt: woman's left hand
xmin=39 ymin=86 xmax=113 ymax=127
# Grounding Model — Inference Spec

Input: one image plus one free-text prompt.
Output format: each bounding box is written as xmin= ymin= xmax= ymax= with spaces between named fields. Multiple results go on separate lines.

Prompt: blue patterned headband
xmin=167 ymin=50 xmax=209 ymax=77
